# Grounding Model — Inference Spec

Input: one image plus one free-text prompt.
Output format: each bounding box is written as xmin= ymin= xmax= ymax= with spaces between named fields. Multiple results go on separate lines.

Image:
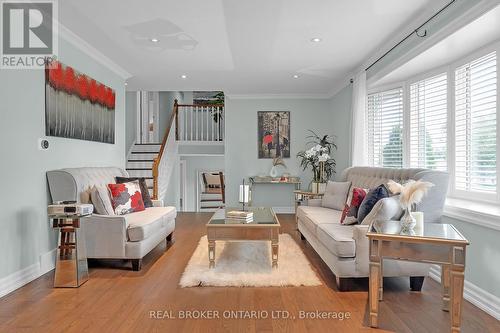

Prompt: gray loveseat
xmin=47 ymin=167 xmax=176 ymax=271
xmin=296 ymin=166 xmax=449 ymax=290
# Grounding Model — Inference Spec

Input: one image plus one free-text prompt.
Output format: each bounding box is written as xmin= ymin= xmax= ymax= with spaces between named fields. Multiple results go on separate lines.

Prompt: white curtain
xmin=350 ymin=71 xmax=367 ymax=166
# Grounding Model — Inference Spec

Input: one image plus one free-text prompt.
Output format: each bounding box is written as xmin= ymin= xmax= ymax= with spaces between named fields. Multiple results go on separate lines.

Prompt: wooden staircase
xmin=126 ymin=143 xmax=161 ymax=197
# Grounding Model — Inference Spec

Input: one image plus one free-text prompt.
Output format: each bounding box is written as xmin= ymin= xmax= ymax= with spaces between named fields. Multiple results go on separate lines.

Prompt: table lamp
xmin=239 ymin=179 xmax=250 ymax=211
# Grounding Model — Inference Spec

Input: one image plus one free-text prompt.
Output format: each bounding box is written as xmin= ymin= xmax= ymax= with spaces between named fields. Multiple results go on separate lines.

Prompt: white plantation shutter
xmin=409 ymin=73 xmax=448 ymax=170
xmin=367 ymin=88 xmax=404 ymax=168
xmin=455 ymin=51 xmax=497 ymax=194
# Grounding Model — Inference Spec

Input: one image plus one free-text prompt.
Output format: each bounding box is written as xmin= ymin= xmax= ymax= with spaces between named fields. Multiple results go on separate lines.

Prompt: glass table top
xmin=368 ymin=220 xmax=468 ymax=242
xmin=208 ymin=207 xmax=279 ymax=225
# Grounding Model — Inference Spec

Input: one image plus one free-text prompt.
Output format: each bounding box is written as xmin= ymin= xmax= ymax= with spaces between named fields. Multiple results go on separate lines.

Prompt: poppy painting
xmin=258 ymin=111 xmax=290 ymax=158
xmin=45 ymin=60 xmax=115 ymax=144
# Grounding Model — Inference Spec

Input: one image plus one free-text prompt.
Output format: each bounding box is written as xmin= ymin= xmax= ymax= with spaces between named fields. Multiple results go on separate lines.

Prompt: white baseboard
xmin=272 ymin=206 xmax=295 ymax=214
xmin=428 ymin=265 xmax=500 ymax=320
xmin=0 ymin=249 xmax=56 ymax=299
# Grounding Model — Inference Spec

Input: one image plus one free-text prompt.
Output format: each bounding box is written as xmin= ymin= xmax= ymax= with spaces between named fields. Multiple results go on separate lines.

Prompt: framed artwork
xmin=193 ymin=91 xmax=224 ymax=105
xmin=257 ymin=111 xmax=290 ymax=158
xmin=45 ymin=60 xmax=115 ymax=144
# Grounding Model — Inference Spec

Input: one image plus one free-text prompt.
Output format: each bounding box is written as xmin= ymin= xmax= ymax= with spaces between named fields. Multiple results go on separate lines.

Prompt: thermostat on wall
xmin=38 ymin=138 xmax=49 ymax=150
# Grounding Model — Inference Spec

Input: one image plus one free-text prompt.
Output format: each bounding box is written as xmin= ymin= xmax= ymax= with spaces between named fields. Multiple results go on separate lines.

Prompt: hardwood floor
xmin=0 ymin=213 xmax=498 ymax=332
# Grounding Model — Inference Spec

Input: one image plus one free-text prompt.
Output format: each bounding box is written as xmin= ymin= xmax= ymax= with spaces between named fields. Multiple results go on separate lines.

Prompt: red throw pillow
xmin=108 ymin=180 xmax=145 ymax=215
xmin=340 ymin=187 xmax=367 ymax=225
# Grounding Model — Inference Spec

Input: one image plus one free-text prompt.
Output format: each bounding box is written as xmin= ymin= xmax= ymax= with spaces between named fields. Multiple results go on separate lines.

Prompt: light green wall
xmin=330 ymin=85 xmax=353 ymax=175
xmin=125 ymin=92 xmax=136 ymax=153
xmin=159 ymin=91 xmax=183 ymax=141
xmin=224 ymin=98 xmax=336 ymax=207
xmin=442 ymin=217 xmax=500 ymax=298
xmin=0 ymin=37 xmax=126 ymax=280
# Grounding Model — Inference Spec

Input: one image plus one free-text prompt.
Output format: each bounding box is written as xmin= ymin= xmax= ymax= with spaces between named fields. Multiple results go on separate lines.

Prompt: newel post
xmin=152 ymin=158 xmax=159 ymax=200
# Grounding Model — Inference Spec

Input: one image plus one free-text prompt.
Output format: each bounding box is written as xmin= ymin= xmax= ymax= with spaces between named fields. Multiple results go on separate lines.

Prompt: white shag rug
xmin=179 ymin=233 xmax=321 ymax=287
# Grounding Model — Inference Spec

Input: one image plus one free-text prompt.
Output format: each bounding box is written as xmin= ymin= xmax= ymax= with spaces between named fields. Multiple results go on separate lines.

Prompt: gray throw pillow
xmin=90 ymin=185 xmax=115 ymax=215
xmin=321 ymin=181 xmax=351 ymax=210
xmin=361 ymin=196 xmax=403 ymax=225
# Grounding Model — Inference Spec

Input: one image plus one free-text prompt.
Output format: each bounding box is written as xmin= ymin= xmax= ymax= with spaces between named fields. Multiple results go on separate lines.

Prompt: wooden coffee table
xmin=206 ymin=207 xmax=280 ymax=268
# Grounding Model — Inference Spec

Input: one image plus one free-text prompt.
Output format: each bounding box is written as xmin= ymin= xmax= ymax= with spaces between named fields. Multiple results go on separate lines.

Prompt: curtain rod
xmin=364 ymin=0 xmax=456 ymax=72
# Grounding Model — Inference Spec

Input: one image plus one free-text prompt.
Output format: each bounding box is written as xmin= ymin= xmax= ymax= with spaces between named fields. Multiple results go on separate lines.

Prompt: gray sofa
xmin=47 ymin=167 xmax=176 ymax=271
xmin=296 ymin=166 xmax=449 ymax=290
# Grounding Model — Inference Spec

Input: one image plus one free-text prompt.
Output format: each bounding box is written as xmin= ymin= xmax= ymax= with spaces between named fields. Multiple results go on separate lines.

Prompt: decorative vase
xmin=312 ymin=182 xmax=326 ymax=194
xmin=270 ymin=165 xmax=279 ymax=178
xmin=400 ymin=207 xmax=416 ymax=231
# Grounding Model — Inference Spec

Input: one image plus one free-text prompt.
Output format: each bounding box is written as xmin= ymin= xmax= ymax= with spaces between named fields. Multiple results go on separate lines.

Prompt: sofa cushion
xmin=108 ymin=181 xmax=145 ymax=215
xmin=340 ymin=187 xmax=367 ymax=225
xmin=116 ymin=176 xmax=153 ymax=208
xmin=362 ymin=196 xmax=403 ymax=226
xmin=316 ymin=223 xmax=356 ymax=258
xmin=90 ymin=185 xmax=115 ymax=215
xmin=297 ymin=206 xmax=343 ymax=234
xmin=125 ymin=207 xmax=177 ymax=242
xmin=358 ymin=184 xmax=390 ymax=223
xmin=321 ymin=181 xmax=351 ymax=210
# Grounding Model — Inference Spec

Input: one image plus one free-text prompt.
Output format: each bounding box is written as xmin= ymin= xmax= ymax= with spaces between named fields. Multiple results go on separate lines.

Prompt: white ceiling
xmin=374 ymin=4 xmax=500 ymax=87
xmin=59 ymin=0 xmax=449 ymax=94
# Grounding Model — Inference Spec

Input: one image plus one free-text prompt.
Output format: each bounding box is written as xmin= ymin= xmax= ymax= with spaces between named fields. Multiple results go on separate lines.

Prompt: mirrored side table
xmin=367 ymin=220 xmax=470 ymax=333
xmin=49 ymin=212 xmax=91 ymax=288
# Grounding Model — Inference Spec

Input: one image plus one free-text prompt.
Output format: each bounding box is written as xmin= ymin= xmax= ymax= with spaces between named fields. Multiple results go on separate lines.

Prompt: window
xmin=367 ymin=88 xmax=404 ymax=168
xmin=454 ymin=51 xmax=497 ymax=195
xmin=409 ymin=73 xmax=448 ymax=170
xmin=366 ymin=48 xmax=498 ymax=205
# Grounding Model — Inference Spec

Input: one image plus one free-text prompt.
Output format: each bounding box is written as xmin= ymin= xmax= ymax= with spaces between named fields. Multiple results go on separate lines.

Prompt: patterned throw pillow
xmin=108 ymin=180 xmax=145 ymax=215
xmin=340 ymin=187 xmax=367 ymax=225
xmin=115 ymin=176 xmax=153 ymax=208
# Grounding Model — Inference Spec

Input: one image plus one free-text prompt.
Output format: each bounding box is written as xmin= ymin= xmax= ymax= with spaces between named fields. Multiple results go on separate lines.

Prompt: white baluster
xmin=190 ymin=106 xmax=193 ymax=141
xmin=211 ymin=106 xmax=214 ymax=141
xmin=196 ymin=106 xmax=199 ymax=141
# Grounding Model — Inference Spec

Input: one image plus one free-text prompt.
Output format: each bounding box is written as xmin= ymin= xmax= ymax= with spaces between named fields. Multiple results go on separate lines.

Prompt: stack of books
xmin=226 ymin=210 xmax=254 ymax=223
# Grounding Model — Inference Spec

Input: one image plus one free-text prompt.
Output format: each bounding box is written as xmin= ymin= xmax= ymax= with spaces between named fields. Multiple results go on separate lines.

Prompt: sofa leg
xmin=131 ymin=259 xmax=142 ymax=271
xmin=336 ymin=276 xmax=348 ymax=291
xmin=410 ymin=276 xmax=425 ymax=291
xmin=299 ymin=232 xmax=306 ymax=240
xmin=166 ymin=232 xmax=174 ymax=243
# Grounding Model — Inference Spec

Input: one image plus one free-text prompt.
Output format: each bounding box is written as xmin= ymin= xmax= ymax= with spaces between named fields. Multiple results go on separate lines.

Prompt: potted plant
xmin=297 ymin=131 xmax=336 ymax=193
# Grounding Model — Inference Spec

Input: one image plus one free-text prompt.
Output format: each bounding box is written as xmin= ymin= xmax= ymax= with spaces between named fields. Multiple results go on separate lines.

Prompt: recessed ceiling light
xmin=124 ymin=82 xmax=128 ymax=86
xmin=311 ymin=37 xmax=322 ymax=42
xmin=180 ymin=74 xmax=187 ymax=79
xmin=293 ymin=74 xmax=299 ymax=79
xmin=150 ymin=38 xmax=160 ymax=43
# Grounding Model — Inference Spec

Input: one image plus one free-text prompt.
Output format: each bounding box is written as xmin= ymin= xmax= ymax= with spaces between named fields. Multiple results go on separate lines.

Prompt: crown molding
xmin=57 ymin=23 xmax=132 ymax=80
xmin=225 ymin=93 xmax=332 ymax=100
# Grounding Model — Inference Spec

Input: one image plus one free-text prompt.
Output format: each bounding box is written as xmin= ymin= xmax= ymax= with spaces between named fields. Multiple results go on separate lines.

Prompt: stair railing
xmin=176 ymin=103 xmax=224 ymax=141
xmin=152 ymin=100 xmax=179 ymax=199
xmin=152 ymin=100 xmax=225 ymax=200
